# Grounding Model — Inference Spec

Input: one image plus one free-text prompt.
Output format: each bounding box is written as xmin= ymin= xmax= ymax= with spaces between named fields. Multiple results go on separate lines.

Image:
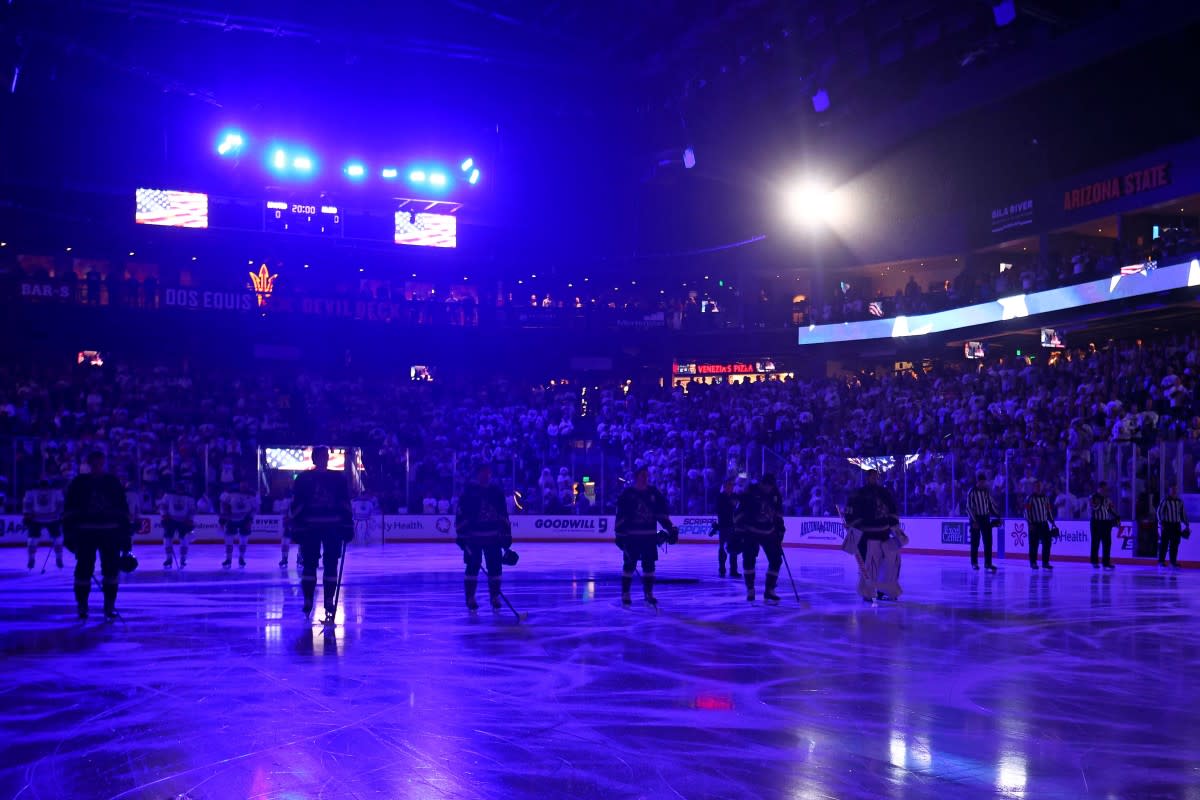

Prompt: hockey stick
xmin=325 ymin=538 xmax=349 ymax=626
xmin=40 ymin=546 xmax=53 ymax=574
xmin=481 ymin=563 xmax=527 ymax=622
xmin=780 ymin=548 xmax=801 ymax=603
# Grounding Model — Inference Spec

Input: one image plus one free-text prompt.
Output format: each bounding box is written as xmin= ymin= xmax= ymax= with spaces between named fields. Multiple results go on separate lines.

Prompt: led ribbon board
xmin=797 ymin=259 xmax=1200 ymax=345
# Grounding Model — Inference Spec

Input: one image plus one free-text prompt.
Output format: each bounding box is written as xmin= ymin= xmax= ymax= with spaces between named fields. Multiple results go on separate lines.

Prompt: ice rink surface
xmin=1 ymin=541 xmax=1197 ymax=800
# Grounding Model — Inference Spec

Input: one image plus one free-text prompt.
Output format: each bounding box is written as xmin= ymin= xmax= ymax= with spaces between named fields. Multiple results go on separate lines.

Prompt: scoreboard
xmin=135 ymin=187 xmax=458 ymax=248
xmin=264 ymin=201 xmax=342 ymax=236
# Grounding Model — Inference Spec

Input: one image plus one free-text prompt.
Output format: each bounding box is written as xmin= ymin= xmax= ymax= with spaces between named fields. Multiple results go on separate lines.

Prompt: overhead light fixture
xmin=216 ymin=130 xmax=245 ymax=156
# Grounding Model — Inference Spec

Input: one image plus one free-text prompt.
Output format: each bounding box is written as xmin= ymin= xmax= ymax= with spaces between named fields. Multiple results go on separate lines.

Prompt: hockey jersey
xmin=291 ymin=470 xmax=351 ymax=529
xmin=160 ymin=492 xmax=196 ymax=522
xmin=24 ymin=488 xmax=65 ymax=523
xmin=615 ymin=486 xmax=669 ymax=537
xmin=456 ymin=483 xmax=510 ymax=539
xmin=220 ymin=491 xmax=256 ymax=522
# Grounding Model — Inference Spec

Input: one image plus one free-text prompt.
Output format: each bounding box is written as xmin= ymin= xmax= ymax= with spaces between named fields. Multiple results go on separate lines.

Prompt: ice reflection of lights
xmin=911 ymin=735 xmax=932 ymax=770
xmin=264 ymin=623 xmax=281 ymax=647
xmin=889 ymin=733 xmax=906 ymax=768
xmin=997 ymin=753 xmax=1027 ymax=797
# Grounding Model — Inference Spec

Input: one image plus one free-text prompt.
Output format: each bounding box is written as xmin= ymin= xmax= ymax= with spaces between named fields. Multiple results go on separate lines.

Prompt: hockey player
xmin=23 ymin=479 xmax=66 ymax=570
xmin=275 ymin=490 xmax=296 ymax=568
xmin=845 ymin=470 xmax=903 ymax=602
xmin=219 ymin=480 xmax=256 ymax=568
xmin=714 ymin=477 xmax=741 ymax=578
xmin=454 ymin=461 xmax=512 ymax=612
xmin=735 ymin=474 xmax=785 ymax=603
xmin=64 ymin=451 xmax=132 ymax=620
xmin=159 ymin=483 xmax=196 ymax=569
xmin=290 ymin=446 xmax=353 ymax=623
xmin=614 ymin=465 xmax=677 ymax=608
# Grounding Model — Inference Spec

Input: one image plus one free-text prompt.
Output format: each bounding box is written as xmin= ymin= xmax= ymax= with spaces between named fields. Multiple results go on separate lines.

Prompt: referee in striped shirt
xmin=1090 ymin=482 xmax=1118 ymax=570
xmin=1157 ymin=485 xmax=1188 ymax=568
xmin=967 ymin=473 xmax=1000 ymax=572
xmin=1024 ymin=480 xmax=1055 ymax=570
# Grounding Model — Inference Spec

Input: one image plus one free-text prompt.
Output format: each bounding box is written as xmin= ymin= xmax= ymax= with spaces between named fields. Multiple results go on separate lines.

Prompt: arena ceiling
xmin=3 ymin=1 xmax=1199 ymax=260
xmin=3 ymin=2 xmax=1184 ymax=146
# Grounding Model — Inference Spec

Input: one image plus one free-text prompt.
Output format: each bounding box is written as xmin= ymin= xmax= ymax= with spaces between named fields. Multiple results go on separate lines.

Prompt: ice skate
xmin=163 ymin=557 xmax=173 ymax=569
xmin=221 ymin=558 xmax=232 ymax=569
xmin=278 ymin=557 xmax=288 ymax=568
xmin=26 ymin=555 xmax=35 ymax=570
xmin=621 ymin=591 xmax=632 ymax=608
xmin=763 ymin=574 xmax=781 ymax=604
xmin=55 ymin=556 xmax=64 ymax=569
xmin=322 ymin=610 xmax=337 ymax=627
xmin=238 ymin=557 xmax=247 ymax=568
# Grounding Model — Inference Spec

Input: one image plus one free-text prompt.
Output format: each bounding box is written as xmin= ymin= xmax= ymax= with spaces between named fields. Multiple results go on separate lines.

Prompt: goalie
xmin=842 ymin=470 xmax=904 ymax=603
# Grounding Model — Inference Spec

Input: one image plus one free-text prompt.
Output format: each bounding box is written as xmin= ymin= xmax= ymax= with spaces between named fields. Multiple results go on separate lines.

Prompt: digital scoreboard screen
xmin=135 ymin=188 xmax=209 ymax=228
xmin=264 ymin=201 xmax=342 ymax=236
xmin=132 ymin=189 xmax=459 ymax=247
xmin=395 ymin=210 xmax=456 ymax=248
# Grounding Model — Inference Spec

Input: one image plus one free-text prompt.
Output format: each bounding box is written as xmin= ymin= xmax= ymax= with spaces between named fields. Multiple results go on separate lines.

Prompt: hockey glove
xmin=667 ymin=525 xmax=680 ymax=545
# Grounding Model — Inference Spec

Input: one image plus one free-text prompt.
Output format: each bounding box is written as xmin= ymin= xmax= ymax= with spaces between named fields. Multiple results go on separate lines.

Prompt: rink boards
xmin=1 ymin=513 xmax=1194 ymax=566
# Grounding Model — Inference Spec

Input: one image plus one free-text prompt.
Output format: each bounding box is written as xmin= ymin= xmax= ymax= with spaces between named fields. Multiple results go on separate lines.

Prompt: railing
xmin=3 ymin=437 xmax=1196 ymax=523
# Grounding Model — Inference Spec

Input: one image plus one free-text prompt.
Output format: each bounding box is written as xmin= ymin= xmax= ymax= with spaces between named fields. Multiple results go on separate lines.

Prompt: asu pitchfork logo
xmin=249 ymin=264 xmax=278 ymax=307
xmin=1011 ymin=522 xmax=1028 ymax=548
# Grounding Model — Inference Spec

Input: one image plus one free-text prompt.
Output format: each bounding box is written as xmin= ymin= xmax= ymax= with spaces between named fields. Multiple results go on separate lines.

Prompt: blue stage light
xmin=409 ymin=169 xmax=427 ymax=183
xmin=429 ymin=172 xmax=447 ymax=188
xmin=468 ymin=168 xmax=480 ymax=185
xmin=217 ymin=130 xmax=245 ymax=156
xmin=460 ymin=157 xmax=474 ymax=172
xmin=271 ymin=149 xmax=288 ymax=171
xmin=292 ymin=155 xmax=313 ymax=172
xmin=345 ymin=162 xmax=366 ymax=179
xmin=381 ymin=167 xmax=398 ymax=179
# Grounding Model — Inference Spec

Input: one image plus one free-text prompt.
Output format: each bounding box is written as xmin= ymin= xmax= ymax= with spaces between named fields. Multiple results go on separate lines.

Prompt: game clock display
xmin=264 ymin=200 xmax=343 ymax=236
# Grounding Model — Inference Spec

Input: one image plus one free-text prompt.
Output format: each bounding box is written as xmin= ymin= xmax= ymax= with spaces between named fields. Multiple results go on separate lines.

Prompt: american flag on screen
xmin=394 ymin=211 xmax=457 ymax=248
xmin=868 ymin=301 xmax=884 ymax=318
xmin=135 ymin=188 xmax=209 ymax=228
xmin=1119 ymin=259 xmax=1157 ymax=277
